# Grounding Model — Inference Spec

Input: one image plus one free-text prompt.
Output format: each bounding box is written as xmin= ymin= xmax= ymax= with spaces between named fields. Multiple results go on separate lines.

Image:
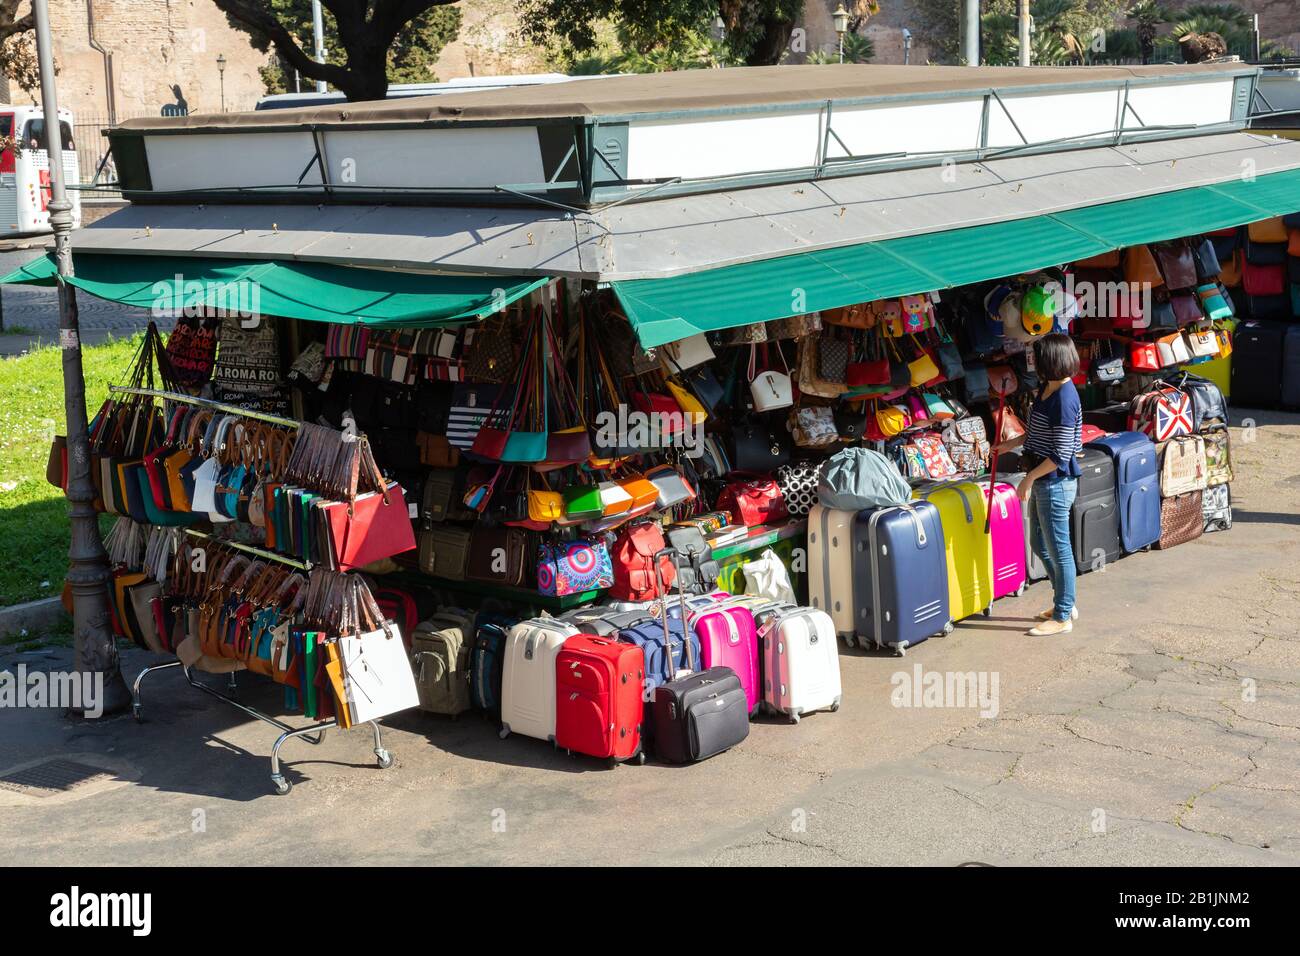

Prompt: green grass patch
xmin=0 ymin=333 xmax=143 ymax=605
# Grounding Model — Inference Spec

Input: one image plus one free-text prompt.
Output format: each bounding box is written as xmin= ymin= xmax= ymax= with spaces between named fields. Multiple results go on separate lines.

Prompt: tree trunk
xmin=743 ymin=16 xmax=797 ymax=66
xmin=337 ymin=44 xmax=391 ymax=101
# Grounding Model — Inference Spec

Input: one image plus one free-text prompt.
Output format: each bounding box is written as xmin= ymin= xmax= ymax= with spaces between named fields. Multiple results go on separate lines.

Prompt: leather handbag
xmin=466 ymin=526 xmax=528 ymax=586
xmin=987 ymin=364 xmax=1018 ymax=397
xmin=419 ymin=526 xmax=472 ymax=580
xmin=660 ymin=333 xmax=715 ymax=372
xmin=1154 ymin=241 xmax=1197 ymax=289
xmin=823 ymin=302 xmax=874 ymax=329
xmin=748 ymin=343 xmax=794 ymax=412
xmin=465 ymin=307 xmax=519 ymax=383
xmin=1247 ymin=216 xmax=1288 ymax=244
xmin=1218 ymin=249 xmax=1243 ymax=287
xmin=1170 ymin=292 xmax=1203 ymax=327
xmin=1075 ymin=249 xmax=1120 ymax=268
xmin=1185 ymin=328 xmax=1218 ymax=358
xmin=1242 ymin=261 xmax=1285 ymax=297
xmin=1129 ymin=341 xmax=1162 ymax=372
xmin=731 ymin=416 xmax=791 ymax=473
xmin=643 ymin=464 xmax=696 ymax=509
xmin=717 ymin=478 xmax=788 ymax=527
xmin=818 ymin=333 xmax=851 ymax=384
xmin=1191 ymin=238 xmax=1221 ymax=280
xmin=1124 ymin=245 xmax=1165 ymax=289
xmin=908 ymin=344 xmax=941 ymax=388
xmin=1156 ymin=331 xmax=1192 ymax=367
xmin=1195 ymin=282 xmax=1233 ymax=321
xmin=562 ymin=481 xmax=604 ymax=520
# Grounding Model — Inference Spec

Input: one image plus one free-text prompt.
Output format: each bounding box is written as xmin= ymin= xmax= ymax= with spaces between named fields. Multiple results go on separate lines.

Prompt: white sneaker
xmin=1036 ymin=607 xmax=1078 ymax=621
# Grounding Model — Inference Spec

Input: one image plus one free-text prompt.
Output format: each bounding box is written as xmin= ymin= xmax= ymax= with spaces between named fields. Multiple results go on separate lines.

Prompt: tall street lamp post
xmin=833 ymin=5 xmax=849 ymax=64
xmin=217 ymin=53 xmax=227 ymax=112
xmin=33 ymin=0 xmax=129 ymax=716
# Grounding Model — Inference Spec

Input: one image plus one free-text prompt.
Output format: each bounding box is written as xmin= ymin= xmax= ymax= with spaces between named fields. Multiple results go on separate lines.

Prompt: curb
xmin=0 ymin=597 xmax=66 ymax=638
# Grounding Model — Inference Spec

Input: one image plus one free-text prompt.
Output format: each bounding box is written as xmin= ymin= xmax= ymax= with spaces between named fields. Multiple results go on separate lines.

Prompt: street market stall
xmin=11 ymin=63 xmax=1300 ymax=792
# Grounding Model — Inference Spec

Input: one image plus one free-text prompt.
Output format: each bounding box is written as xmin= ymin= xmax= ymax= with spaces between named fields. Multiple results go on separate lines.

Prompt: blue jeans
xmin=1030 ymin=474 xmax=1077 ymax=623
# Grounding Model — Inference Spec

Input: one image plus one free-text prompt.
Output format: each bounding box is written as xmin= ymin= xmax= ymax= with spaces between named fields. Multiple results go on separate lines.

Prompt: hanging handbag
xmin=1124 ymin=245 xmax=1165 ymax=288
xmin=818 ymin=333 xmax=850 ymax=384
xmin=644 ymin=463 xmax=696 ymax=509
xmin=775 ymin=460 xmax=822 ymax=518
xmin=1154 ymin=240 xmax=1197 ymax=289
xmin=731 ymin=415 xmax=791 ymax=473
xmin=717 ymin=478 xmax=788 ymax=527
xmin=766 ymin=311 xmax=823 ymax=340
xmin=1156 ymin=331 xmax=1192 ymax=367
xmin=1129 ymin=340 xmax=1163 ymax=372
xmin=660 ymin=333 xmax=715 ymax=372
xmin=465 ymin=307 xmax=519 ymax=383
xmin=748 ymin=343 xmax=794 ymax=412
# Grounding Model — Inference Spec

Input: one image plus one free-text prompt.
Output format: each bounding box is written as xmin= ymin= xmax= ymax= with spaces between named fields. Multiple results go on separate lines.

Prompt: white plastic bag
xmin=742 ymin=548 xmax=796 ymax=604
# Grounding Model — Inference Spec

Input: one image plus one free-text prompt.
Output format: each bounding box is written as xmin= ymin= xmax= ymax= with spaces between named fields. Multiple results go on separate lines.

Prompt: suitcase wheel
xmin=942 ymin=622 xmax=954 ymax=635
xmin=498 ymin=727 xmax=510 ymax=740
xmin=842 ymin=633 xmax=856 ymax=648
xmin=982 ymin=606 xmax=992 ymax=617
xmin=1015 ymin=584 xmax=1026 ymax=597
xmin=607 ymin=756 xmax=620 ymax=769
xmin=788 ymin=712 xmax=800 ymax=725
xmin=830 ymin=700 xmax=841 ymax=713
xmin=894 ymin=645 xmax=906 ymax=658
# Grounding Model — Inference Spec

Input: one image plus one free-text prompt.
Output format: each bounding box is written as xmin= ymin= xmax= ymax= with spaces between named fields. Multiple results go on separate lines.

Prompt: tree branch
xmin=213 ymin=0 xmax=352 ymax=88
xmin=0 ymin=7 xmax=32 ymax=42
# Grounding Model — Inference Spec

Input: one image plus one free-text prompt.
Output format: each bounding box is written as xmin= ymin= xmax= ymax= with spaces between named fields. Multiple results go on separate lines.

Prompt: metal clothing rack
xmin=116 ymin=390 xmax=392 ymax=794
xmin=131 ymin=660 xmax=392 ymax=795
xmin=107 ymin=385 xmax=302 ymax=429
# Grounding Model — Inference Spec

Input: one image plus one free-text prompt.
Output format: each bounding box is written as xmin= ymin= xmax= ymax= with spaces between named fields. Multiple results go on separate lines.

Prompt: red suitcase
xmin=555 ymin=635 xmax=647 ymax=767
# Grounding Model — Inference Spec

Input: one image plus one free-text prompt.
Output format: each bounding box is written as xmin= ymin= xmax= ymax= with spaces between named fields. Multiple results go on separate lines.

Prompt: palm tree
xmin=1127 ymin=0 xmax=1172 ymax=64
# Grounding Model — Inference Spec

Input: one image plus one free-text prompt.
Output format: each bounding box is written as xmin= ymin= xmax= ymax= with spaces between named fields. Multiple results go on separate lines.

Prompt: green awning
xmin=613 ymin=167 xmax=1300 ymax=349
xmin=0 ymin=253 xmax=548 ymax=327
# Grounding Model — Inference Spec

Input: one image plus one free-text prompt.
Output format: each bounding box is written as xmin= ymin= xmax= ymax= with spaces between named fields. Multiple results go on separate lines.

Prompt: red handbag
xmin=319 ymin=437 xmax=417 ymax=571
xmin=846 ymin=358 xmax=890 ymax=387
xmin=717 ymin=479 xmax=788 ymax=527
xmin=1242 ymin=261 xmax=1285 ymax=296
xmin=1128 ymin=340 xmax=1163 ymax=372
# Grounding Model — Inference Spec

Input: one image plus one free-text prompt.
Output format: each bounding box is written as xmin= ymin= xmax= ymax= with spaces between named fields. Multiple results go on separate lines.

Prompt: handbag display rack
xmin=114 ymin=386 xmax=399 ymax=796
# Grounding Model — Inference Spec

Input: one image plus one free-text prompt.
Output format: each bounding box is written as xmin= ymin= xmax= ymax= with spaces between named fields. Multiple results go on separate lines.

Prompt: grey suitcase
xmin=995 ymin=453 xmax=1048 ymax=582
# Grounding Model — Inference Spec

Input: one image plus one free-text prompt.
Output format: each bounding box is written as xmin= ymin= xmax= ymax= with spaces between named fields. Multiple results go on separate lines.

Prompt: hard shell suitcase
xmin=1230 ymin=321 xmax=1285 ymax=408
xmin=1202 ymin=483 xmax=1232 ymax=533
xmin=469 ymin=617 xmax=511 ymax=715
xmin=994 ymin=453 xmax=1048 ymax=581
xmin=651 ymin=667 xmax=750 ymax=764
xmin=1071 ymin=448 xmax=1122 ymax=573
xmin=688 ymin=602 xmax=761 ymax=715
xmin=500 ymin=618 xmax=578 ymax=742
xmin=914 ymin=481 xmax=993 ymax=623
xmin=1284 ymin=326 xmax=1300 ymax=410
xmin=807 ymin=504 xmax=858 ymax=640
xmin=753 ymin=603 xmax=842 ymax=722
xmin=1087 ymin=432 xmax=1161 ymax=553
xmin=850 ymin=501 xmax=950 ymax=653
xmin=979 ymin=480 xmax=1028 ymax=601
xmin=410 ymin=608 xmax=478 ymax=717
xmin=559 ymin=606 xmax=652 ymax=637
xmin=555 ymin=635 xmax=646 ymax=766
xmin=1155 ymin=490 xmax=1204 ymax=549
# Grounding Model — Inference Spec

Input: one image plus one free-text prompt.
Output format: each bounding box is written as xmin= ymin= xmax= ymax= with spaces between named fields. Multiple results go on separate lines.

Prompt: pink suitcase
xmin=981 ymin=480 xmax=1028 ymax=601
xmin=688 ymin=603 xmax=760 ymax=715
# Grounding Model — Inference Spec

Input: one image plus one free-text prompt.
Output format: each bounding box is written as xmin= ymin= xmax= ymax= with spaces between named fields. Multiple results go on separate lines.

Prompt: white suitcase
xmin=500 ymin=618 xmax=577 ymax=743
xmin=754 ymin=603 xmax=842 ymax=723
xmin=807 ymin=504 xmax=857 ymax=643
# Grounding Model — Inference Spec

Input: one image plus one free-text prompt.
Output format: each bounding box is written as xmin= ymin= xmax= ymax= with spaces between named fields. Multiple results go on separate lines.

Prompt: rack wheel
xmin=271 ymin=774 xmax=291 ymax=796
xmin=842 ymin=634 xmax=856 ymax=648
xmin=375 ymin=749 xmax=394 ymax=770
xmin=498 ymin=728 xmax=510 ymax=740
xmin=132 ymin=704 xmax=142 ymax=723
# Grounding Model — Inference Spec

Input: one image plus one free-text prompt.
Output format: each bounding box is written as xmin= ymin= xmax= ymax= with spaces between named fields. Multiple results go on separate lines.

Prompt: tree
xmin=519 ymin=0 xmax=815 ymax=68
xmin=215 ymin=0 xmax=462 ymax=102
xmin=1127 ymin=1 xmax=1171 ymax=64
xmin=0 ymin=0 xmax=40 ymax=97
xmin=806 ymin=31 xmax=876 ymax=64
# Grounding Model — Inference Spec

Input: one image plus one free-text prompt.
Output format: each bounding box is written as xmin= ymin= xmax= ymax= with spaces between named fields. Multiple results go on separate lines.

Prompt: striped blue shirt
xmin=1022 ymin=380 xmax=1083 ymax=478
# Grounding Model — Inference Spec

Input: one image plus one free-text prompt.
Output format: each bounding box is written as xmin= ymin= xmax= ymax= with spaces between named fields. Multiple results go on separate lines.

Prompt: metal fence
xmin=70 ymin=109 xmax=188 ymax=195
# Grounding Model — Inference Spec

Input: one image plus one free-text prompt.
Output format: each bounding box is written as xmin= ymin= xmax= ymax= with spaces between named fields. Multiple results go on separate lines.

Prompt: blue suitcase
xmin=469 ymin=616 xmax=514 ymax=715
xmin=850 ymin=502 xmax=951 ymax=655
xmin=1087 ymin=432 xmax=1161 ymax=553
xmin=617 ymin=616 xmax=701 ymax=696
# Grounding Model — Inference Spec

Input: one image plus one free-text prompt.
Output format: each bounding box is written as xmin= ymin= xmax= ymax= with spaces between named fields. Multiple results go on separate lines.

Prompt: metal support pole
xmin=1018 ymin=0 xmax=1032 ymax=67
xmin=34 ymin=0 xmax=129 ymax=716
xmin=963 ymin=0 xmax=981 ymax=66
xmin=312 ymin=0 xmax=327 ymax=94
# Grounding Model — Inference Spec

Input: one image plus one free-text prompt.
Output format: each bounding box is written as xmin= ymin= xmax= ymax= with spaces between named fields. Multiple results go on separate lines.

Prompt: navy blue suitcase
xmin=617 ymin=616 xmax=701 ymax=696
xmin=469 ymin=616 xmax=513 ymax=715
xmin=850 ymin=502 xmax=950 ymax=655
xmin=1087 ymin=431 xmax=1161 ymax=553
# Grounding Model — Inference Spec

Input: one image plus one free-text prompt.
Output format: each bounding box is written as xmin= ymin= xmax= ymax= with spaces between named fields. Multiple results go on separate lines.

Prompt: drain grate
xmin=0 ymin=759 xmax=114 ymax=797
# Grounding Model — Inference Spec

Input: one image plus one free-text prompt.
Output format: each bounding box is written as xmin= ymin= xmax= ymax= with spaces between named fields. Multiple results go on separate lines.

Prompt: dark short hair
xmin=1033 ymin=333 xmax=1079 ymax=381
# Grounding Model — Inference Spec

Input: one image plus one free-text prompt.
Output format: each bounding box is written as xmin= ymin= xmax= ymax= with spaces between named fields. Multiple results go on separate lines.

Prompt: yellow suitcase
xmin=1194 ymin=318 xmax=1235 ymax=399
xmin=914 ymin=481 xmax=993 ymax=623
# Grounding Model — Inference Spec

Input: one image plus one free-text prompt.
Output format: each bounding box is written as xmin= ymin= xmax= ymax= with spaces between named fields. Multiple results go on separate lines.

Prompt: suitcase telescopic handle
xmin=654 ymin=546 xmax=694 ymax=676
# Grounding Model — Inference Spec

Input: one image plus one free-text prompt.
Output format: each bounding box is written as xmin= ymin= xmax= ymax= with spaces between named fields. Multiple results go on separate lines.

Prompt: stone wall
xmin=9 ymin=0 xmax=270 ymax=119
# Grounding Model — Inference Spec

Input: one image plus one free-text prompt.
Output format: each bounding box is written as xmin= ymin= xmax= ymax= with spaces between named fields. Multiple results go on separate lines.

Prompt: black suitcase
xmin=652 ymin=668 xmax=750 ymax=763
xmin=1282 ymin=326 xmax=1300 ymax=411
xmin=648 ymin=551 xmax=749 ymax=763
xmin=1082 ymin=403 xmax=1130 ymax=433
xmin=1071 ymin=449 xmax=1121 ymax=573
xmin=1231 ymin=321 xmax=1286 ymax=409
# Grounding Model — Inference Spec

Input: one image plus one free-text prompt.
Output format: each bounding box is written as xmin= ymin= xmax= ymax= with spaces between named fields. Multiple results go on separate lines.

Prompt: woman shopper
xmin=997 ymin=333 xmax=1083 ymax=636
